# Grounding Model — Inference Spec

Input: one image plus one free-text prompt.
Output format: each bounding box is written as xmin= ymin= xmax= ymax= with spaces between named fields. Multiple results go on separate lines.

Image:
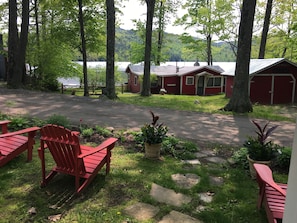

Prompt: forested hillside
xmin=115 ymin=28 xmax=236 ymax=62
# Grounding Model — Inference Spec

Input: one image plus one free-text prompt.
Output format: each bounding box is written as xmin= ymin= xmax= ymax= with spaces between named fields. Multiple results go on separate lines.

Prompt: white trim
xmin=186 ymin=76 xmax=194 ymax=85
xmin=180 ymin=76 xmax=183 ymax=94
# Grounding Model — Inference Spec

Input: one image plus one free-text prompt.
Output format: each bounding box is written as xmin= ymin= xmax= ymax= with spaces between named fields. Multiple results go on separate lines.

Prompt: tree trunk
xmin=105 ymin=0 xmax=117 ymax=99
xmin=206 ymin=34 xmax=212 ymax=65
xmin=141 ymin=0 xmax=155 ymax=96
xmin=78 ymin=0 xmax=89 ymax=96
xmin=224 ymin=0 xmax=256 ymax=113
xmin=156 ymin=0 xmax=164 ymax=66
xmin=8 ymin=0 xmax=18 ymax=87
xmin=258 ymin=0 xmax=273 ymax=59
xmin=18 ymin=0 xmax=29 ymax=84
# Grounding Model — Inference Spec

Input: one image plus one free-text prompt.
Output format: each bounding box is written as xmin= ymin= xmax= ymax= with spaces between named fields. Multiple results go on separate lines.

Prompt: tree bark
xmin=78 ymin=0 xmax=89 ymax=96
xmin=156 ymin=0 xmax=164 ymax=66
xmin=224 ymin=0 xmax=256 ymax=113
xmin=258 ymin=0 xmax=273 ymax=59
xmin=105 ymin=0 xmax=117 ymax=99
xmin=141 ymin=0 xmax=155 ymax=96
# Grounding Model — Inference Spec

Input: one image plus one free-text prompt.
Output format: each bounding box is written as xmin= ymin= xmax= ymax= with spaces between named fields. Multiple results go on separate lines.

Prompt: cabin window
xmin=207 ymin=77 xmax=221 ymax=87
xmin=134 ymin=76 xmax=138 ymax=85
xmin=186 ymin=76 xmax=194 ymax=85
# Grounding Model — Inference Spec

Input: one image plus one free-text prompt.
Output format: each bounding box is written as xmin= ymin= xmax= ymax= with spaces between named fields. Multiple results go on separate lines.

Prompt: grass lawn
xmin=68 ymin=88 xmax=296 ymax=122
xmin=0 ymin=89 xmax=291 ymax=222
xmin=0 ymin=142 xmax=274 ymax=223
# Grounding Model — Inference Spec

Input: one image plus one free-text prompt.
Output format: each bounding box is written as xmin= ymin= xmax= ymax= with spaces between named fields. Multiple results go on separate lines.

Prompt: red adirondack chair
xmin=253 ymin=163 xmax=287 ymax=223
xmin=38 ymin=124 xmax=118 ymax=194
xmin=0 ymin=120 xmax=40 ymax=167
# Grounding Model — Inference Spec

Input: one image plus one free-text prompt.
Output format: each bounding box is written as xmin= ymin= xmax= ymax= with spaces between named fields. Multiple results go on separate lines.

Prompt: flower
xmin=141 ymin=111 xmax=168 ymax=145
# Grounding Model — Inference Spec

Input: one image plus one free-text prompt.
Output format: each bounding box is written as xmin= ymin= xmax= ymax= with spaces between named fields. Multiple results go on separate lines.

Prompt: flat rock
xmin=204 ymin=156 xmax=227 ymax=164
xmin=150 ymin=183 xmax=192 ymax=207
xmin=123 ymin=202 xmax=159 ymax=221
xmin=171 ymin=173 xmax=200 ymax=189
xmin=194 ymin=152 xmax=208 ymax=158
xmin=158 ymin=210 xmax=203 ymax=223
xmin=182 ymin=159 xmax=201 ymax=165
xmin=209 ymin=176 xmax=224 ymax=186
xmin=199 ymin=192 xmax=214 ymax=203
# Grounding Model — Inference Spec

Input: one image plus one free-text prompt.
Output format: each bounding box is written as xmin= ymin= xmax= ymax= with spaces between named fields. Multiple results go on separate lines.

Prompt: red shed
xmin=125 ymin=64 xmax=225 ymax=96
xmin=222 ymin=58 xmax=297 ymax=104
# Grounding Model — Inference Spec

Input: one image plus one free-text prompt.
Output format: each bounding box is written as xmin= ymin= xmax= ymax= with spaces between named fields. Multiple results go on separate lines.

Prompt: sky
xmin=118 ymin=0 xmax=194 ymax=36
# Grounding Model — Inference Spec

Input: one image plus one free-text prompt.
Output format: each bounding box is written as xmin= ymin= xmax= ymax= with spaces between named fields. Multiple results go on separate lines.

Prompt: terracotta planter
xmin=144 ymin=143 xmax=161 ymax=159
xmin=247 ymin=155 xmax=271 ymax=179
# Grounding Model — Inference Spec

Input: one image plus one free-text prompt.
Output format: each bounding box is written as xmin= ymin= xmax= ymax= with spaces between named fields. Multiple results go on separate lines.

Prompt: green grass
xmin=0 ymin=143 xmax=287 ymax=223
xmin=63 ymin=88 xmax=295 ymax=122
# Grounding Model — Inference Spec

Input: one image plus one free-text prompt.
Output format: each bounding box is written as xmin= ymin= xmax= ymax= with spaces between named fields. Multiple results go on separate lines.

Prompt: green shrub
xmin=81 ymin=128 xmax=94 ymax=138
xmin=95 ymin=125 xmax=112 ymax=137
xmin=9 ymin=116 xmax=30 ymax=131
xmin=276 ymin=147 xmax=292 ymax=171
xmin=46 ymin=114 xmax=70 ymax=128
xmin=231 ymin=147 xmax=249 ymax=169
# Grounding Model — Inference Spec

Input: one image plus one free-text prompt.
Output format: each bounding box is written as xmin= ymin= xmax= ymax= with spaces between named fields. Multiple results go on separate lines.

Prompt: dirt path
xmin=0 ymin=88 xmax=295 ymax=147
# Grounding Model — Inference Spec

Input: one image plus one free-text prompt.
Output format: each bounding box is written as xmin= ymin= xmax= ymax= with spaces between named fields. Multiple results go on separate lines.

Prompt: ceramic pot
xmin=247 ymin=155 xmax=271 ymax=179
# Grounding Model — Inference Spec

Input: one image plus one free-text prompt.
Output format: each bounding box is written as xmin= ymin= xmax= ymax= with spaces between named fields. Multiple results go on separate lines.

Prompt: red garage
xmin=223 ymin=58 xmax=297 ymax=104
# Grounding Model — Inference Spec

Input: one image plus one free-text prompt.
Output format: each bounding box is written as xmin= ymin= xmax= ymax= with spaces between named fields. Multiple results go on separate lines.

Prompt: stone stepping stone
xmin=194 ymin=152 xmax=208 ymax=158
xmin=182 ymin=159 xmax=201 ymax=165
xmin=150 ymin=183 xmax=192 ymax=207
xmin=209 ymin=176 xmax=224 ymax=186
xmin=171 ymin=173 xmax=200 ymax=189
xmin=199 ymin=192 xmax=214 ymax=203
xmin=158 ymin=210 xmax=203 ymax=223
xmin=204 ymin=156 xmax=227 ymax=164
xmin=123 ymin=202 xmax=159 ymax=221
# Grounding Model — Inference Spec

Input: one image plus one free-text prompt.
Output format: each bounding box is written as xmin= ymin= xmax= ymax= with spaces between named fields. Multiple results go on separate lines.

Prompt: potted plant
xmin=141 ymin=111 xmax=168 ymax=159
xmin=244 ymin=120 xmax=280 ymax=178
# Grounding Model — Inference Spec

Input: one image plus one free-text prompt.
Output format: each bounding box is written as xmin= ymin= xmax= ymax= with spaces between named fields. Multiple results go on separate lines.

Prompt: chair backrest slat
xmin=40 ymin=125 xmax=85 ymax=174
xmin=254 ymin=163 xmax=286 ymax=196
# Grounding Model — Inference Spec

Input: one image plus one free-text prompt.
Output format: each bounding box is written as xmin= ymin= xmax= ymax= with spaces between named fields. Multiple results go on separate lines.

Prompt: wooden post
xmin=283 ymin=119 xmax=297 ymax=223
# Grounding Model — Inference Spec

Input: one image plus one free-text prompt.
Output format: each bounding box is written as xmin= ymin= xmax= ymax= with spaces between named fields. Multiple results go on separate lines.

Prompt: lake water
xmin=58 ymin=61 xmax=207 ymax=86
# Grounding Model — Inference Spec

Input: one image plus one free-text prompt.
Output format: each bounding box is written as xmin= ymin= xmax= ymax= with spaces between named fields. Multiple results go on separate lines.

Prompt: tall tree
xmin=258 ymin=0 xmax=273 ymax=59
xmin=7 ymin=0 xmax=29 ymax=88
xmin=223 ymin=0 xmax=256 ymax=113
xmin=141 ymin=0 xmax=155 ymax=96
xmin=177 ymin=0 xmax=235 ymax=64
xmin=105 ymin=0 xmax=117 ymax=99
xmin=78 ymin=0 xmax=89 ymax=96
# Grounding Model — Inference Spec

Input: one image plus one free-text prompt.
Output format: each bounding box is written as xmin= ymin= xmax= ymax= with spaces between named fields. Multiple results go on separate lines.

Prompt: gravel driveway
xmin=0 ymin=88 xmax=295 ymax=147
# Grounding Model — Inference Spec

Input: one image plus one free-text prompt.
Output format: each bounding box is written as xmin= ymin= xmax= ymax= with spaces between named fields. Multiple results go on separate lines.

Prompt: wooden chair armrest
xmin=78 ymin=137 xmax=118 ymax=159
xmin=72 ymin=131 xmax=80 ymax=136
xmin=0 ymin=120 xmax=11 ymax=134
xmin=0 ymin=126 xmax=40 ymax=138
xmin=0 ymin=120 xmax=11 ymax=125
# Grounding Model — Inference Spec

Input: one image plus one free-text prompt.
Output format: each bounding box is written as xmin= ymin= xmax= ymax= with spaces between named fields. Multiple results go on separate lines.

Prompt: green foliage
xmin=276 ymin=147 xmax=292 ymax=171
xmin=81 ymin=128 xmax=94 ymax=138
xmin=231 ymin=147 xmax=249 ymax=169
xmin=46 ymin=114 xmax=70 ymax=128
xmin=244 ymin=137 xmax=280 ymax=161
xmin=141 ymin=111 xmax=168 ymax=145
xmin=161 ymin=136 xmax=180 ymax=157
xmin=8 ymin=116 xmax=30 ymax=131
xmin=95 ymin=125 xmax=112 ymax=137
xmin=162 ymin=138 xmax=199 ymax=160
xmin=244 ymin=120 xmax=281 ymax=161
